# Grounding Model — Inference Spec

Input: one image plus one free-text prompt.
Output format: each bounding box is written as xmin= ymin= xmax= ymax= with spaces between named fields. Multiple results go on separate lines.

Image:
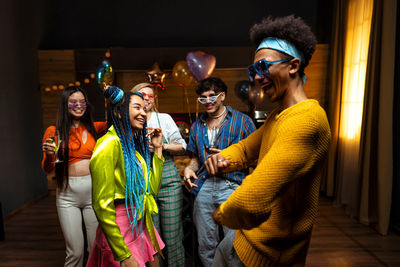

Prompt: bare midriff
xmin=68 ymin=159 xmax=91 ymax=177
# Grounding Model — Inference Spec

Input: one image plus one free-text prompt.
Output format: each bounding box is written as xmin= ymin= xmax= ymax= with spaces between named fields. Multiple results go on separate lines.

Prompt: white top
xmin=207 ymin=127 xmax=219 ymax=148
xmin=147 ymin=112 xmax=187 ymax=150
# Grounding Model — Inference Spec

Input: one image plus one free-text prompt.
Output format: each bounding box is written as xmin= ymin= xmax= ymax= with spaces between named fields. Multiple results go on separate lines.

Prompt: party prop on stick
xmin=96 ymin=60 xmax=114 ymax=90
xmin=186 ymin=51 xmax=216 ymax=82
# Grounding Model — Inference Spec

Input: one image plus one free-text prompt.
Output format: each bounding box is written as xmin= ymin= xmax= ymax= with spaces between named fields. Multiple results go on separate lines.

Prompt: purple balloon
xmin=186 ymin=51 xmax=216 ymax=82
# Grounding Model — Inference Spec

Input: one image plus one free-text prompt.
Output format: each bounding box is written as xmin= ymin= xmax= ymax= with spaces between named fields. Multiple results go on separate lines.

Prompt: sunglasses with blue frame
xmin=247 ymin=58 xmax=291 ymax=83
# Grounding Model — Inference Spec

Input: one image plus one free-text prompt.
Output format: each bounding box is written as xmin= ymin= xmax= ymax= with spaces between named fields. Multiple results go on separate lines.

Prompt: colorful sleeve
xmin=94 ymin=121 xmax=108 ymax=136
xmin=186 ymin=122 xmax=198 ymax=155
xmin=243 ymin=114 xmax=256 ymax=138
xmin=41 ymin=126 xmax=56 ymax=173
xmin=90 ymin=135 xmax=131 ymax=261
xmin=219 ymin=124 xmax=265 ymax=172
xmin=149 ymin=153 xmax=165 ymax=196
xmin=217 ymin=114 xmax=331 ymax=230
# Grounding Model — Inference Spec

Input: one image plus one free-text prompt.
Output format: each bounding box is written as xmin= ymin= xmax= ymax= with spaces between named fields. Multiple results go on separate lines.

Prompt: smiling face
xmin=199 ymin=89 xmax=225 ymax=115
xmin=128 ymin=94 xmax=147 ymax=131
xmin=253 ymin=48 xmax=291 ymax=104
xmin=138 ymin=87 xmax=155 ymax=112
xmin=67 ymin=91 xmax=87 ymax=119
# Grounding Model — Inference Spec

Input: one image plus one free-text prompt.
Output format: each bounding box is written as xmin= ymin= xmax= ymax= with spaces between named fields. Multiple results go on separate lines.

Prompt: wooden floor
xmin=1 ymin=194 xmax=400 ymax=267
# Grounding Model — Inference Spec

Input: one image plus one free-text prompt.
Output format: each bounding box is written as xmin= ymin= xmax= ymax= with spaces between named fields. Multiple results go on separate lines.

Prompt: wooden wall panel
xmin=303 ymin=44 xmax=329 ymax=107
xmin=38 ymin=44 xmax=329 ymax=129
xmin=38 ymin=50 xmax=75 ymax=130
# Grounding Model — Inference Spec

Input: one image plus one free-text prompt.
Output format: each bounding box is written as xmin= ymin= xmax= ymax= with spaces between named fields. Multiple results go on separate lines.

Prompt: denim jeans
xmin=193 ymin=176 xmax=239 ymax=267
xmin=212 ymin=231 xmax=245 ymax=267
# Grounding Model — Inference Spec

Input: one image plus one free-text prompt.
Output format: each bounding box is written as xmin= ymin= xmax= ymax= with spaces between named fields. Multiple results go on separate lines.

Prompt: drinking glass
xmin=209 ymin=126 xmax=218 ymax=149
xmin=49 ymin=130 xmax=63 ymax=163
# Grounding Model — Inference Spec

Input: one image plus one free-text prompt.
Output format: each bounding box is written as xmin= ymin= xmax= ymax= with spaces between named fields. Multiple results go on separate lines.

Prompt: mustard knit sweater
xmin=216 ymin=99 xmax=331 ymax=266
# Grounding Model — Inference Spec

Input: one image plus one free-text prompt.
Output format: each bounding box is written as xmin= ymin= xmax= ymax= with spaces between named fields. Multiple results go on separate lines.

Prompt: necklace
xmin=209 ymin=106 xmax=227 ymax=119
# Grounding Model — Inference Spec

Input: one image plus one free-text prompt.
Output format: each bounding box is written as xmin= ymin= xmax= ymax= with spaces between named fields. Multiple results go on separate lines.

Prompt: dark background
xmin=40 ymin=0 xmax=332 ymax=49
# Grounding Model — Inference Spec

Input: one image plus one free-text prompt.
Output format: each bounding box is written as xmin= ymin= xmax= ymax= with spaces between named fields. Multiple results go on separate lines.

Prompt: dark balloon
xmin=234 ymin=80 xmax=251 ymax=102
xmin=186 ymin=51 xmax=216 ymax=82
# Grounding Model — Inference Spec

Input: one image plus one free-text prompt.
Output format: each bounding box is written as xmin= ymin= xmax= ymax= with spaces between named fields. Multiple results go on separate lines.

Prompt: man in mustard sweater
xmin=205 ymin=15 xmax=331 ymax=266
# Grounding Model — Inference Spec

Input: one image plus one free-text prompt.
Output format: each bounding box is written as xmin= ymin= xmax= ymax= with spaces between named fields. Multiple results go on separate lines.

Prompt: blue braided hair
xmin=104 ymin=86 xmax=152 ymax=234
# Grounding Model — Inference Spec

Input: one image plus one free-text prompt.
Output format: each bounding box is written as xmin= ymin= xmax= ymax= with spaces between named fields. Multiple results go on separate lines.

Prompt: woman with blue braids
xmin=87 ymin=86 xmax=165 ymax=267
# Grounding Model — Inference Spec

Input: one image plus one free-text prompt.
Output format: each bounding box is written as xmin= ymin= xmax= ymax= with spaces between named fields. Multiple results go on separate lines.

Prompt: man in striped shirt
xmin=183 ymin=77 xmax=256 ymax=266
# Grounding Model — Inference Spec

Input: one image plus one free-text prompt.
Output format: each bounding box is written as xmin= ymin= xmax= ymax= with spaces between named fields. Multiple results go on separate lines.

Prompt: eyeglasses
xmin=247 ymin=58 xmax=290 ymax=83
xmin=197 ymin=93 xmax=222 ymax=105
xmin=68 ymin=102 xmax=87 ymax=109
xmin=141 ymin=92 xmax=155 ymax=101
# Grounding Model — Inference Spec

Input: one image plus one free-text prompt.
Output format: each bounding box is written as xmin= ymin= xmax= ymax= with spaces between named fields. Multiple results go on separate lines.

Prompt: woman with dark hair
xmin=41 ymin=86 xmax=107 ymax=267
xmin=87 ymin=86 xmax=165 ymax=267
xmin=131 ymin=82 xmax=186 ymax=267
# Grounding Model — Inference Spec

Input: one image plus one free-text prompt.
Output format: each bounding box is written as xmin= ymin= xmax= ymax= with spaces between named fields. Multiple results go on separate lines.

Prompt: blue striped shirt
xmin=187 ymin=106 xmax=256 ymax=195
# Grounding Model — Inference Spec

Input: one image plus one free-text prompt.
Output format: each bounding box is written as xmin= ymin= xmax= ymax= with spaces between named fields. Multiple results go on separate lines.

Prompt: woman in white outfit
xmin=41 ymin=86 xmax=107 ymax=267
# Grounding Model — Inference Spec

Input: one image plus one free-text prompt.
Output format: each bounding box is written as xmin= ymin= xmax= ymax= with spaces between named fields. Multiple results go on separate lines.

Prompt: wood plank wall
xmin=38 ymin=44 xmax=329 ymax=130
xmin=117 ymin=44 xmax=329 ymax=115
xmin=38 ymin=50 xmax=76 ymax=130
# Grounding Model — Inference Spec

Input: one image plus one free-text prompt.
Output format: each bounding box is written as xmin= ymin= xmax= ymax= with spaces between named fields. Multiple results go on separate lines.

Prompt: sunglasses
xmin=247 ymin=58 xmax=290 ymax=83
xmin=68 ymin=102 xmax=87 ymax=109
xmin=141 ymin=92 xmax=155 ymax=101
xmin=198 ymin=93 xmax=222 ymax=105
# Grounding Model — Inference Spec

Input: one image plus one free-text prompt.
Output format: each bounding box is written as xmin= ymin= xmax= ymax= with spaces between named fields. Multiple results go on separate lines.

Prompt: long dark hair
xmin=55 ymin=86 xmax=98 ymax=191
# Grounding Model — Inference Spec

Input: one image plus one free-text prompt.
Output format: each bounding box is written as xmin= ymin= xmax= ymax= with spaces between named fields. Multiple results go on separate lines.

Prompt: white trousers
xmin=56 ymin=175 xmax=98 ymax=267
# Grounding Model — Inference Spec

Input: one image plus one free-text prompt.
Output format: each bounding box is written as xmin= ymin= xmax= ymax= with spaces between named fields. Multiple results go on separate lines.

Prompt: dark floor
xmin=0 ymin=193 xmax=399 ymax=267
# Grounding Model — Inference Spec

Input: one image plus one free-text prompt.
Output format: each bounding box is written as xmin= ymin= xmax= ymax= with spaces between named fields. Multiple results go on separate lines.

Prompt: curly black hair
xmin=195 ymin=77 xmax=228 ymax=95
xmin=249 ymin=15 xmax=317 ymax=69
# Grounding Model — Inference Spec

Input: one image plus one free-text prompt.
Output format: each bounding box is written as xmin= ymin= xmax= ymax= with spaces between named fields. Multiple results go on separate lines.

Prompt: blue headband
xmin=112 ymin=88 xmax=124 ymax=104
xmin=104 ymin=86 xmax=124 ymax=104
xmin=257 ymin=37 xmax=306 ymax=83
xmin=256 ymin=37 xmax=305 ymax=62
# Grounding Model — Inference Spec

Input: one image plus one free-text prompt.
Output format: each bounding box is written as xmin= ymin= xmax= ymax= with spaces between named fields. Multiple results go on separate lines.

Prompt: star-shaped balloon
xmin=146 ymin=62 xmax=167 ymax=90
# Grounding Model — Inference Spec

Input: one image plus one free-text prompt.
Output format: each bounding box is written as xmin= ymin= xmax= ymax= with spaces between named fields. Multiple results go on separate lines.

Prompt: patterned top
xmin=186 ymin=105 xmax=256 ymax=195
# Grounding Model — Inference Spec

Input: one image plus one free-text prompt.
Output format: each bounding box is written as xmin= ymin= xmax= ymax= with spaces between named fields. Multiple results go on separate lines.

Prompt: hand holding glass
xmin=49 ymin=130 xmax=63 ymax=163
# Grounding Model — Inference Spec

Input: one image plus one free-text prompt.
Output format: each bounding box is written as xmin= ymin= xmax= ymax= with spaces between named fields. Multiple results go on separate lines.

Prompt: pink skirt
xmin=86 ymin=204 xmax=165 ymax=267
